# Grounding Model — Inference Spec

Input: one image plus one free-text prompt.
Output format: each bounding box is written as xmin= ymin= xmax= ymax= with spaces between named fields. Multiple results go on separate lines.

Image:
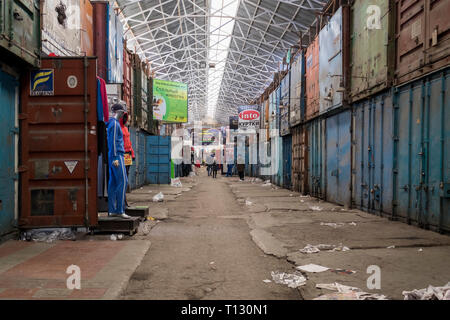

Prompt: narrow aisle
xmin=121 ymin=170 xmax=300 ymax=300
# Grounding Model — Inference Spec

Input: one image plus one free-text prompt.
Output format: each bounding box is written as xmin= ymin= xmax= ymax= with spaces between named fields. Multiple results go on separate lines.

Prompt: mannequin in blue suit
xmin=107 ymin=104 xmax=131 ymax=218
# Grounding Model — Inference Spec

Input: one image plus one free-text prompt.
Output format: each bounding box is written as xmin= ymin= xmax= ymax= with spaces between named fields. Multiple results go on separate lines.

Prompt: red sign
xmin=239 ymin=110 xmax=260 ymax=120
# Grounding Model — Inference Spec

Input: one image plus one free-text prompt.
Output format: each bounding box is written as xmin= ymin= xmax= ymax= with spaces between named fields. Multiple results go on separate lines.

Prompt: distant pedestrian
xmin=226 ymin=163 xmax=233 ymax=177
xmin=212 ymin=159 xmax=218 ymax=178
xmin=237 ymin=157 xmax=245 ymax=181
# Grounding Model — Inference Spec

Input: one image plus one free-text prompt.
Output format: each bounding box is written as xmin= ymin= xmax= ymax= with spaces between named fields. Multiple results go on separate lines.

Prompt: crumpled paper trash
xmin=299 ymin=243 xmax=350 ymax=254
xmin=153 ymin=192 xmax=164 ymax=202
xmin=171 ymin=178 xmax=182 ymax=187
xmin=271 ymin=271 xmax=307 ymax=288
xmin=315 ymin=282 xmax=388 ymax=300
xmin=402 ymin=283 xmax=450 ymax=300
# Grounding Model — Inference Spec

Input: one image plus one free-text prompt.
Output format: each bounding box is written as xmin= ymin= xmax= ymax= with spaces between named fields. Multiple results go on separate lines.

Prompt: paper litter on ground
xmin=299 ymin=243 xmax=350 ymax=254
xmin=262 ymin=279 xmax=272 ymax=283
xmin=320 ymin=222 xmax=345 ymax=228
xmin=315 ymin=282 xmax=388 ymax=300
xmin=152 ymin=192 xmax=164 ymax=202
xmin=329 ymin=269 xmax=356 ymax=275
xmin=309 ymin=206 xmax=322 ymax=211
xmin=402 ymin=282 xmax=450 ymax=300
xmin=170 ymin=177 xmax=182 ymax=187
xmin=296 ymin=264 xmax=329 ymax=273
xmin=271 ymin=271 xmax=307 ymax=288
xmin=387 ymin=245 xmax=395 ymax=249
xmin=245 ymin=200 xmax=253 ymax=206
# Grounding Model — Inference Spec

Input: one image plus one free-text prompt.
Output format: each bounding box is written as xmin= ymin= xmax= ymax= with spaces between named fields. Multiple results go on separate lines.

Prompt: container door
xmin=283 ymin=135 xmax=292 ymax=189
xmin=146 ymin=136 xmax=171 ymax=184
xmin=128 ymin=127 xmax=137 ymax=190
xmin=20 ymin=58 xmax=98 ymax=228
xmin=138 ymin=131 xmax=146 ymax=186
xmin=0 ymin=71 xmax=18 ymax=236
xmin=394 ymin=70 xmax=450 ymax=231
xmin=308 ymin=119 xmax=325 ymax=198
xmin=326 ymin=111 xmax=351 ymax=206
xmin=319 ymin=7 xmax=344 ymax=114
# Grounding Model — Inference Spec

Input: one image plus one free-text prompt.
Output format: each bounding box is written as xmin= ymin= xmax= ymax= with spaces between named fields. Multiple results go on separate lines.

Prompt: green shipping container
xmin=349 ymin=0 xmax=395 ymax=102
xmin=0 ymin=0 xmax=40 ymax=67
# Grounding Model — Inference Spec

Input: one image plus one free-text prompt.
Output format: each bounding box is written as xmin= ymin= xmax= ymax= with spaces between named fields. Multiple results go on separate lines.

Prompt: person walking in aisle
xmin=237 ymin=156 xmax=245 ymax=181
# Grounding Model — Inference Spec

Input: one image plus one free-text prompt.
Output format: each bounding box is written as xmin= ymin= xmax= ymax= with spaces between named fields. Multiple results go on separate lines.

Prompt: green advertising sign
xmin=152 ymin=79 xmax=188 ymax=123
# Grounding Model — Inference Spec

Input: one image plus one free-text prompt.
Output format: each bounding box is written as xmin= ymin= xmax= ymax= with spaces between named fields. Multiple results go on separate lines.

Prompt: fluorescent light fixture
xmin=206 ymin=0 xmax=239 ymax=119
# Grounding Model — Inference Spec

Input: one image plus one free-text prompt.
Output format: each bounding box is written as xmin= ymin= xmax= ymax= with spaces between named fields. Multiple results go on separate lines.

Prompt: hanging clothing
xmin=107 ymin=117 xmax=127 ymax=214
xmin=120 ymin=113 xmax=135 ymax=159
xmin=96 ymin=77 xmax=109 ymax=122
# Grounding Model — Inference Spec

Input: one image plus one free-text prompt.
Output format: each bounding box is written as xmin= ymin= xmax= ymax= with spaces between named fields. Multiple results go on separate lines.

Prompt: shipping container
xmin=307 ymin=118 xmax=326 ymax=198
xmin=395 ymin=0 xmax=450 ymax=85
xmin=137 ymin=129 xmax=147 ymax=187
xmin=349 ymin=0 xmax=396 ymax=102
xmin=282 ymin=135 xmax=292 ymax=189
xmin=80 ymin=0 xmax=94 ymax=56
xmin=19 ymin=57 xmax=98 ymax=228
xmin=132 ymin=54 xmax=142 ymax=127
xmin=319 ymin=6 xmax=350 ymax=114
xmin=93 ymin=1 xmax=107 ymax=80
xmin=291 ymin=125 xmax=308 ymax=194
xmin=0 ymin=69 xmax=19 ymax=238
xmin=141 ymin=62 xmax=149 ymax=130
xmin=392 ymin=68 xmax=450 ymax=232
xmin=128 ymin=127 xmax=137 ymax=190
xmin=289 ymin=52 xmax=305 ymax=127
xmin=352 ymin=90 xmax=394 ymax=215
xmin=280 ymin=73 xmax=290 ymax=136
xmin=325 ymin=110 xmax=352 ymax=207
xmin=305 ymin=36 xmax=320 ymax=120
xmin=122 ymin=47 xmax=133 ymax=110
xmin=106 ymin=3 xmax=124 ymax=84
xmin=41 ymin=0 xmax=92 ymax=56
xmin=147 ymin=136 xmax=170 ymax=184
xmin=0 ymin=0 xmax=40 ymax=67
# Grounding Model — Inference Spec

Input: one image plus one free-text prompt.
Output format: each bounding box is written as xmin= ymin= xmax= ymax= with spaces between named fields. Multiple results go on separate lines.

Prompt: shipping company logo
xmin=239 ymin=110 xmax=260 ymax=121
xmin=30 ymin=69 xmax=54 ymax=96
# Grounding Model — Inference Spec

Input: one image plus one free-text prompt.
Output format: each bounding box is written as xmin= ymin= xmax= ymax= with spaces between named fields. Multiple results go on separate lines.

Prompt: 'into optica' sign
xmin=238 ymin=105 xmax=260 ymax=129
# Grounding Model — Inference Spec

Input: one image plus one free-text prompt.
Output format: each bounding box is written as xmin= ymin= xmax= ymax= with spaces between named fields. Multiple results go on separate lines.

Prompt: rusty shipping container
xmin=319 ymin=5 xmax=350 ymax=114
xmin=80 ymin=0 xmax=94 ymax=56
xmin=19 ymin=57 xmax=98 ymax=228
xmin=305 ymin=36 xmax=320 ymax=120
xmin=291 ymin=125 xmax=308 ymax=194
xmin=93 ymin=1 xmax=107 ymax=80
xmin=349 ymin=0 xmax=396 ymax=102
xmin=395 ymin=0 xmax=450 ymax=85
xmin=122 ymin=46 xmax=133 ymax=111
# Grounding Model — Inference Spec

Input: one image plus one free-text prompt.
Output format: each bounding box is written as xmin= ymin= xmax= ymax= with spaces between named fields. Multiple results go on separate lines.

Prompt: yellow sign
xmin=124 ymin=153 xmax=132 ymax=166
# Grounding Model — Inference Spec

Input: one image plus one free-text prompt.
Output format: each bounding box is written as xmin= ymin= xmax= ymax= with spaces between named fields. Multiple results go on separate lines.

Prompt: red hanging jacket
xmin=120 ymin=113 xmax=135 ymax=159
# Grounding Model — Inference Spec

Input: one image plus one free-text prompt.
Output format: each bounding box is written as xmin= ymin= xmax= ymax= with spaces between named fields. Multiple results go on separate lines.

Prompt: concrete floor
xmin=122 ymin=168 xmax=450 ymax=300
xmin=1 ymin=168 xmax=448 ymax=299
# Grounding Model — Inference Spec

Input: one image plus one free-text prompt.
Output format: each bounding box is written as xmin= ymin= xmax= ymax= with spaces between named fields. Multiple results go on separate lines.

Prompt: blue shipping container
xmin=146 ymin=135 xmax=171 ymax=185
xmin=352 ymin=90 xmax=394 ymax=215
xmin=325 ymin=110 xmax=352 ymax=206
xmin=0 ymin=70 xmax=18 ymax=238
xmin=393 ymin=69 xmax=450 ymax=232
xmin=307 ymin=118 xmax=326 ymax=199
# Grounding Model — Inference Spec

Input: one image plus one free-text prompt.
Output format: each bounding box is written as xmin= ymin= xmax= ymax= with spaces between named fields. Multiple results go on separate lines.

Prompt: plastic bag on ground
xmin=171 ymin=177 xmax=182 ymax=187
xmin=153 ymin=192 xmax=164 ymax=202
xmin=315 ymin=282 xmax=388 ymax=300
xmin=296 ymin=264 xmax=329 ymax=273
